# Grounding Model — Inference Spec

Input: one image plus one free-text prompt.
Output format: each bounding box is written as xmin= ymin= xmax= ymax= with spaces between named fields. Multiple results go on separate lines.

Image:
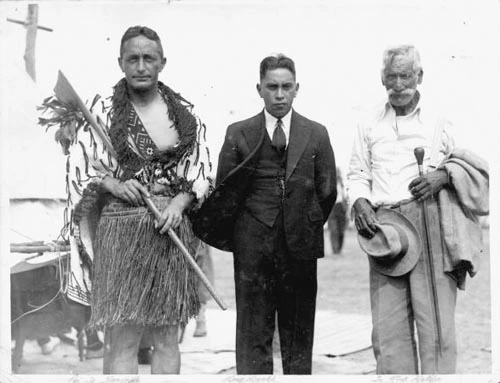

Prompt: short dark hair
xmin=120 ymin=25 xmax=164 ymax=58
xmin=259 ymin=54 xmax=296 ymax=80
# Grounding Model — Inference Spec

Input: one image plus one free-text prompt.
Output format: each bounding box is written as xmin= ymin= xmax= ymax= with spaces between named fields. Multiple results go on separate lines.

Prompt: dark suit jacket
xmin=191 ymin=110 xmax=337 ymax=259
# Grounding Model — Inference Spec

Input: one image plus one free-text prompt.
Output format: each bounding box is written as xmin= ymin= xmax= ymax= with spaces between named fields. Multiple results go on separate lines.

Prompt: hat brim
xmin=364 ymin=208 xmax=422 ymax=277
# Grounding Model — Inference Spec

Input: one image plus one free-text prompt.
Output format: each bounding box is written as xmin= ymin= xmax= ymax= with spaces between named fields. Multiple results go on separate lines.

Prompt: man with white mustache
xmin=347 ymin=45 xmax=488 ymax=374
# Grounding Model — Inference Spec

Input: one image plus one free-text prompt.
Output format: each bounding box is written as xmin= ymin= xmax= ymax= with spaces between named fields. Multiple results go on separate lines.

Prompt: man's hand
xmin=101 ymin=176 xmax=150 ymax=206
xmin=155 ymin=193 xmax=194 ymax=234
xmin=408 ymin=169 xmax=448 ymax=202
xmin=353 ymin=198 xmax=378 ymax=239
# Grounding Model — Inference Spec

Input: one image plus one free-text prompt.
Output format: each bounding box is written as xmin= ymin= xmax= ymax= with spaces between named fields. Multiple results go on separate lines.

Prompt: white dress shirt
xmin=347 ymin=97 xmax=454 ymax=210
xmin=264 ymin=108 xmax=292 ymax=147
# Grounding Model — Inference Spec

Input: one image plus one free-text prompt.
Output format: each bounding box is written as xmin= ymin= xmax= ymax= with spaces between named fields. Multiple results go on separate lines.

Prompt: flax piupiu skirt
xmin=88 ymin=196 xmax=200 ymax=329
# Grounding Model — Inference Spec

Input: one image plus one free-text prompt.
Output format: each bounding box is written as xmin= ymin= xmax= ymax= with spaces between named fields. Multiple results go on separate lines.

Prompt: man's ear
xmin=160 ymin=57 xmax=167 ymax=72
xmin=295 ymin=82 xmax=300 ymax=94
xmin=118 ymin=57 xmax=124 ymax=72
xmin=256 ymin=83 xmax=262 ymax=97
xmin=417 ymin=69 xmax=423 ymax=85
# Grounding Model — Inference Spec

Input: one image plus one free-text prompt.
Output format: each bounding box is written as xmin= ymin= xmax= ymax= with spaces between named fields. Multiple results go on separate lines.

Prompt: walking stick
xmin=414 ymin=147 xmax=443 ymax=356
xmin=53 ymin=70 xmax=227 ymax=311
xmin=144 ymin=198 xmax=227 ymax=310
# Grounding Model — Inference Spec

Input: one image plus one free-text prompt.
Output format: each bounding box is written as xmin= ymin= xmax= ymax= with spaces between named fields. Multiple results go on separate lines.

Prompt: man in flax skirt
xmin=39 ymin=26 xmax=212 ymax=374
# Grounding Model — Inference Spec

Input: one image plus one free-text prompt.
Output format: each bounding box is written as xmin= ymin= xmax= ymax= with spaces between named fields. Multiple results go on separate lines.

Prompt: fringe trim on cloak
xmin=89 ymin=196 xmax=200 ymax=329
xmin=109 ymin=79 xmax=198 ymax=180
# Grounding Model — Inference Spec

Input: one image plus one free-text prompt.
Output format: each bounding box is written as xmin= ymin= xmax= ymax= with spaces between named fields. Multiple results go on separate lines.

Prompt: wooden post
xmin=24 ymin=4 xmax=38 ymax=81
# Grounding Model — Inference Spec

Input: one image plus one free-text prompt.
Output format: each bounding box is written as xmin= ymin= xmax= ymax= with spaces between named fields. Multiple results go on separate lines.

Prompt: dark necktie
xmin=272 ymin=118 xmax=286 ymax=154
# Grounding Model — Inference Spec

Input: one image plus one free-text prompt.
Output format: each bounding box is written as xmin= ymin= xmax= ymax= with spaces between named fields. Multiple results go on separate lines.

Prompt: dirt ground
xmin=11 ymin=227 xmax=491 ymax=376
xmin=208 ymin=226 xmax=492 ymax=374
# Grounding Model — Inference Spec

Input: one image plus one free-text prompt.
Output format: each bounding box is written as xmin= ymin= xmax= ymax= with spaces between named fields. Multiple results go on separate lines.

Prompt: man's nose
xmin=276 ymin=87 xmax=284 ymax=99
xmin=137 ymin=58 xmax=146 ymax=72
xmin=393 ymin=76 xmax=404 ymax=90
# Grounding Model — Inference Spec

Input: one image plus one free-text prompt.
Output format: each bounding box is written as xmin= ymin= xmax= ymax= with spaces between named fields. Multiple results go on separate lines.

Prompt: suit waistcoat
xmin=243 ymin=133 xmax=287 ymax=227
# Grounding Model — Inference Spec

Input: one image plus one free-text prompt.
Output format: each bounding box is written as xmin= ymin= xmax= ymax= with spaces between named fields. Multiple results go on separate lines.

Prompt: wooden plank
xmin=180 ymin=309 xmax=372 ymax=357
xmin=313 ymin=311 xmax=372 ymax=356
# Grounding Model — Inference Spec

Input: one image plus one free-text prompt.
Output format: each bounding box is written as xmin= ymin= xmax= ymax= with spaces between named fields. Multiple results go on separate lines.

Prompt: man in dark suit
xmin=192 ymin=54 xmax=336 ymax=374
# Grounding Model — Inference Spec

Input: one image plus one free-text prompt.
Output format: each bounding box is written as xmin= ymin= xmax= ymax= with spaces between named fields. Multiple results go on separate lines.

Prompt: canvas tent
xmin=7 ymin=60 xmax=68 ymax=274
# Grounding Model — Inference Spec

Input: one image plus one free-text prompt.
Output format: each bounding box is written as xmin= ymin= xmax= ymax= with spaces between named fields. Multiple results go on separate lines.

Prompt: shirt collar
xmin=379 ymin=93 xmax=425 ymax=123
xmin=264 ymin=108 xmax=292 ymax=145
xmin=264 ymin=108 xmax=293 ymax=129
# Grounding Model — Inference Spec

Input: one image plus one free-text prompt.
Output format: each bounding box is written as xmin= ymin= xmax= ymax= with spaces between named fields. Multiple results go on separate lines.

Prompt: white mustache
xmin=388 ymin=89 xmax=414 ymax=97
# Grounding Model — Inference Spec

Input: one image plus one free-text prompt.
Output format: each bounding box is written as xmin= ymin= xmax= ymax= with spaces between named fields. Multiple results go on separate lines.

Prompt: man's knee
xmin=151 ymin=325 xmax=179 ymax=353
xmin=106 ymin=325 xmax=142 ymax=357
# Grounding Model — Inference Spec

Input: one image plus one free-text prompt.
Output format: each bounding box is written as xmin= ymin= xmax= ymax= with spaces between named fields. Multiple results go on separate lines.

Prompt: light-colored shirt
xmin=346 ymin=97 xmax=454 ymax=210
xmin=264 ymin=108 xmax=292 ymax=147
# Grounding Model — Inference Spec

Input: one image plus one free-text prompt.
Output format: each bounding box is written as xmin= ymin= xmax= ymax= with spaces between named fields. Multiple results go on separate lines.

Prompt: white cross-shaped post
xmin=6 ymin=4 xmax=53 ymax=82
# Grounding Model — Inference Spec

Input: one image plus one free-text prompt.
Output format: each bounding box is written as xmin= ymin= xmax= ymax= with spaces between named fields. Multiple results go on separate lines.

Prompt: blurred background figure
xmin=85 ymin=330 xmax=104 ymax=359
xmin=37 ymin=336 xmax=60 ymax=355
xmin=37 ymin=328 xmax=103 ymax=358
xmin=326 ymin=168 xmax=348 ymax=255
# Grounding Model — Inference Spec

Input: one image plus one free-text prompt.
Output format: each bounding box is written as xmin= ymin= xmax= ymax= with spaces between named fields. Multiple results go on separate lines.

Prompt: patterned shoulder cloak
xmin=39 ymin=79 xmax=213 ymax=305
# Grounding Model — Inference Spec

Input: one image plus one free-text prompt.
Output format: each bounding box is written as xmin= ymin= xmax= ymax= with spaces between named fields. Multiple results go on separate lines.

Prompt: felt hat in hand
xmin=358 ymin=208 xmax=422 ymax=277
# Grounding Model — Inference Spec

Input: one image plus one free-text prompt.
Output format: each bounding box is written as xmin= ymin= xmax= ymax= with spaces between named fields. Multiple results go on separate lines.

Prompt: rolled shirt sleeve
xmin=346 ymin=120 xmax=373 ymax=213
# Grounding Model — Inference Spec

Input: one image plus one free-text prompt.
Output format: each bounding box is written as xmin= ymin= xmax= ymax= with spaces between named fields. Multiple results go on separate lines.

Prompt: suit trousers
xmin=370 ymin=198 xmax=458 ymax=374
xmin=233 ymin=209 xmax=317 ymax=374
